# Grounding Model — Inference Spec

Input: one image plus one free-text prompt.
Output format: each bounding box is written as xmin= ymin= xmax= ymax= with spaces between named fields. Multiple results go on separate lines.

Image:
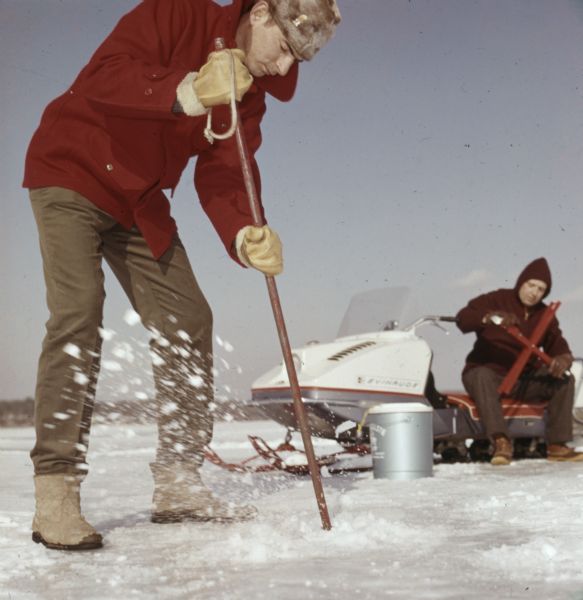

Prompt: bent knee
xmin=179 ymin=305 xmax=213 ymax=343
xmin=462 ymin=366 xmax=502 ymax=396
xmin=149 ymin=302 xmax=213 ymax=348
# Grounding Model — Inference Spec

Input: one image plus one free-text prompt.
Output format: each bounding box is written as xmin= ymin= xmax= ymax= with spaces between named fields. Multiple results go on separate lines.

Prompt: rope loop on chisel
xmin=204 ymin=48 xmax=238 ymax=144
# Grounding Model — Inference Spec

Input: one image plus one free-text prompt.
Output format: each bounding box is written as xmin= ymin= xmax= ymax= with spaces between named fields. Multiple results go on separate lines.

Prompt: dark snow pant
xmin=462 ymin=366 xmax=574 ymax=444
xmin=30 ymin=187 xmax=214 ymax=476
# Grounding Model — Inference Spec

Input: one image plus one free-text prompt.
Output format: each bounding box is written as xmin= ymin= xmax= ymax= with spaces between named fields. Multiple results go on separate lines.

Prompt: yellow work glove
xmin=194 ymin=49 xmax=253 ymax=107
xmin=236 ymin=225 xmax=283 ymax=276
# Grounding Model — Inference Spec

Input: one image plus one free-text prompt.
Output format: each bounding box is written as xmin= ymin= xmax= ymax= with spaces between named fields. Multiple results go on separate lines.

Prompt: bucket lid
xmin=369 ymin=402 xmax=433 ymax=414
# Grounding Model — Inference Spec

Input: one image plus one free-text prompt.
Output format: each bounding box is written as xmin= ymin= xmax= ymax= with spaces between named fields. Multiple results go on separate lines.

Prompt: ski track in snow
xmin=1 ymin=421 xmax=583 ymax=599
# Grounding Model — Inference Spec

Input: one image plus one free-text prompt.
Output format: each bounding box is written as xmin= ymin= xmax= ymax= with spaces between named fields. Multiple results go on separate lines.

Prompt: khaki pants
xmin=30 ymin=187 xmax=214 ymax=475
xmin=462 ymin=366 xmax=574 ymax=443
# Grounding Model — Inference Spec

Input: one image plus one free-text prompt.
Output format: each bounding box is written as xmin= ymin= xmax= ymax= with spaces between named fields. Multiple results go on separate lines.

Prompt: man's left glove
xmin=236 ymin=225 xmax=283 ymax=276
xmin=549 ymin=353 xmax=573 ymax=378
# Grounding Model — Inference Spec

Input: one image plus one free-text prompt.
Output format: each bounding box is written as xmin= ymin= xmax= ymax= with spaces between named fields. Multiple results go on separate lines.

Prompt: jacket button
xmin=145 ymin=88 xmax=153 ymax=96
xmin=106 ymin=164 xmax=114 ymax=171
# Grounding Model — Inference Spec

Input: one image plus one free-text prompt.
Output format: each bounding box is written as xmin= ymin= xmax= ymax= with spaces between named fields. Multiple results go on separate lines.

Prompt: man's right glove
xmin=236 ymin=225 xmax=283 ymax=276
xmin=549 ymin=353 xmax=573 ymax=378
xmin=482 ymin=311 xmax=520 ymax=327
xmin=194 ymin=49 xmax=253 ymax=107
xmin=176 ymin=50 xmax=253 ymax=116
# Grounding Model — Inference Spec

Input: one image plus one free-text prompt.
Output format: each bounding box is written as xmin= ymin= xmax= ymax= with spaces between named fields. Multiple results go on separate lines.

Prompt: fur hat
xmin=267 ymin=0 xmax=341 ymax=61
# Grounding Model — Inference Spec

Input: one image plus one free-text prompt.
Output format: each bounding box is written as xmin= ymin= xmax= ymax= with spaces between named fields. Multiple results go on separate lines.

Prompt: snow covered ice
xmin=2 ymin=421 xmax=583 ymax=599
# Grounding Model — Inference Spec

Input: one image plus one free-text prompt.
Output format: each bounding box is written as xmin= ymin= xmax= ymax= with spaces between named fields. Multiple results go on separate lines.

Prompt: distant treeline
xmin=0 ymin=398 xmax=35 ymax=426
xmin=0 ymin=397 xmax=267 ymax=427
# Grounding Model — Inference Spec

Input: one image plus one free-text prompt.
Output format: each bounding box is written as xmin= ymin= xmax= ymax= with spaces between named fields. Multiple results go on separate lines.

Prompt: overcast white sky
xmin=1 ymin=0 xmax=583 ymax=403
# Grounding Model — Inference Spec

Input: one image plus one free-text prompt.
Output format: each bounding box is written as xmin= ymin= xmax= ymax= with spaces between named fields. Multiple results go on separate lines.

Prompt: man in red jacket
xmin=456 ymin=258 xmax=581 ymax=466
xmin=24 ymin=0 xmax=341 ymax=550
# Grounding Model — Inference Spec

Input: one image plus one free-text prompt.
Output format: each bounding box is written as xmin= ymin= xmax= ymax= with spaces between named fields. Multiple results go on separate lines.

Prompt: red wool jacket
xmin=23 ymin=0 xmax=298 ymax=260
xmin=456 ymin=258 xmax=571 ymax=376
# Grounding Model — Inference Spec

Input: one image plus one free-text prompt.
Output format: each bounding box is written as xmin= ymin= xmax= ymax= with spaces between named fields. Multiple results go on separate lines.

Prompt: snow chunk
xmin=161 ymin=402 xmax=178 ymax=415
xmin=102 ymin=360 xmax=123 ymax=372
xmin=188 ymin=375 xmax=205 ymax=388
xmin=98 ymin=327 xmax=116 ymax=341
xmin=123 ymin=309 xmax=141 ymax=326
xmin=151 ymin=353 xmax=165 ymax=367
xmin=481 ymin=538 xmax=566 ymax=578
xmin=215 ymin=335 xmax=234 ymax=352
xmin=63 ymin=343 xmax=81 ymax=358
xmin=53 ymin=412 xmax=71 ymax=421
xmin=74 ymin=372 xmax=89 ymax=385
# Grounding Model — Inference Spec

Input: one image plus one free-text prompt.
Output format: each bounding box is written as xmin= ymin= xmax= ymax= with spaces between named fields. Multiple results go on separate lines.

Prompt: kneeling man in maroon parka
xmin=456 ymin=257 xmax=582 ymax=466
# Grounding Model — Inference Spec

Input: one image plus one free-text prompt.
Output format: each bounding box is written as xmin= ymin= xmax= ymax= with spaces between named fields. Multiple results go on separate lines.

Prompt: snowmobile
xmin=249 ymin=288 xmax=583 ymax=463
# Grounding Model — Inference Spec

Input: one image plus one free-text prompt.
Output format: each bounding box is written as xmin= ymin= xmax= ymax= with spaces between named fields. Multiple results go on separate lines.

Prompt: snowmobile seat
xmin=445 ymin=393 xmax=547 ymax=421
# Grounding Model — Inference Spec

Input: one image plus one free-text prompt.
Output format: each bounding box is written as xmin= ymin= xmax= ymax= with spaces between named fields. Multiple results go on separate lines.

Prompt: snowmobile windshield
xmin=337 ymin=287 xmax=420 ymax=337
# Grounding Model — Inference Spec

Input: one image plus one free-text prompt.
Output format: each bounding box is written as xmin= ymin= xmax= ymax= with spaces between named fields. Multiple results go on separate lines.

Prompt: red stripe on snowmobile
xmin=446 ymin=393 xmax=547 ymax=421
xmin=252 ymin=386 xmax=426 ymax=399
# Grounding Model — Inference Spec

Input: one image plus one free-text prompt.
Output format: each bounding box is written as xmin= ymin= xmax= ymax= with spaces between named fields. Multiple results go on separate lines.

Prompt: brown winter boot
xmin=547 ymin=444 xmax=583 ymax=462
xmin=32 ymin=474 xmax=103 ymax=550
xmin=150 ymin=463 xmax=257 ymax=524
xmin=491 ymin=435 xmax=513 ymax=466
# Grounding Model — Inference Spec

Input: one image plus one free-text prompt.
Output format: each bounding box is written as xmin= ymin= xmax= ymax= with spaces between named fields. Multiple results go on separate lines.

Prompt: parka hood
xmin=515 ymin=257 xmax=552 ymax=298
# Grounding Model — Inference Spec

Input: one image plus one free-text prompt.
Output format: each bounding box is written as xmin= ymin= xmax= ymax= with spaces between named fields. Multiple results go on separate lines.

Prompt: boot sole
xmin=151 ymin=511 xmax=256 ymax=524
xmin=490 ymin=456 xmax=511 ymax=466
xmin=547 ymin=455 xmax=583 ymax=462
xmin=32 ymin=531 xmax=103 ymax=551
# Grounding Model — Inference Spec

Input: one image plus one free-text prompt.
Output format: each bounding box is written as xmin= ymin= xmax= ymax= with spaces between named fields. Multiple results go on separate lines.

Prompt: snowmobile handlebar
xmin=403 ymin=315 xmax=457 ymax=332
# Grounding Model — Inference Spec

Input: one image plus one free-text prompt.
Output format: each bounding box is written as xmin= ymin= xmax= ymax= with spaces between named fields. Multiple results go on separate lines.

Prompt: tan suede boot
xmin=491 ymin=435 xmax=513 ymax=466
xmin=32 ymin=474 xmax=103 ymax=550
xmin=547 ymin=444 xmax=583 ymax=462
xmin=150 ymin=464 xmax=257 ymax=523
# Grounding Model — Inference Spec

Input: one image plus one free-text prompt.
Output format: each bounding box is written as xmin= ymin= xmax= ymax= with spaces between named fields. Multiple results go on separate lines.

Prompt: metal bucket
xmin=368 ymin=402 xmax=433 ymax=480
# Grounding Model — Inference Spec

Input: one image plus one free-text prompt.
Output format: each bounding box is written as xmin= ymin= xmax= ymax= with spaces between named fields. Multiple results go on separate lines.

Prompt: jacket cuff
xmin=176 ymin=72 xmax=208 ymax=117
xmin=235 ymin=226 xmax=252 ymax=268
